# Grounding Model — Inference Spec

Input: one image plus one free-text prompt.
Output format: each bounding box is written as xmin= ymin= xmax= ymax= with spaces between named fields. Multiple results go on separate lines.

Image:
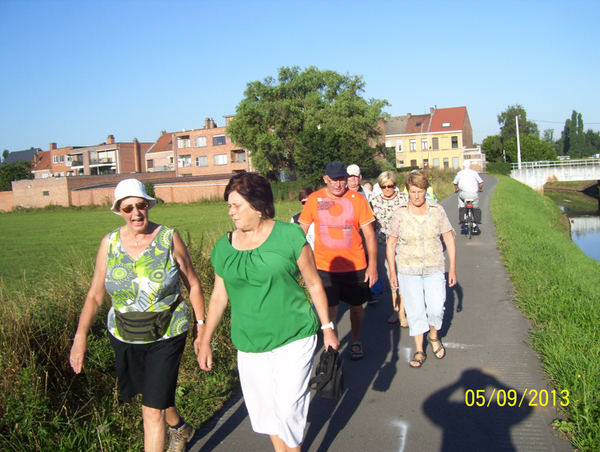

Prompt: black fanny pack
xmin=115 ymin=298 xmax=181 ymax=342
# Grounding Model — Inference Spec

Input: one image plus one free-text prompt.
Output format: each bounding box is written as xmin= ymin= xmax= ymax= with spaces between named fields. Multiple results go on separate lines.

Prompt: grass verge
xmin=491 ymin=175 xmax=600 ymax=451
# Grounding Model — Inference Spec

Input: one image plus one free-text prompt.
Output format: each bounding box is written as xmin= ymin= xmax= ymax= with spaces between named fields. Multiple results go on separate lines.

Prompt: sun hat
xmin=346 ymin=164 xmax=361 ymax=177
xmin=325 ymin=162 xmax=349 ymax=178
xmin=462 ymin=160 xmax=471 ymax=168
xmin=111 ymin=179 xmax=157 ymax=214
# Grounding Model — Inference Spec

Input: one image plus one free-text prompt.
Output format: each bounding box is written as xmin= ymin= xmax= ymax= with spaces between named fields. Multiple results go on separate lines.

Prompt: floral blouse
xmin=370 ymin=193 xmax=408 ymax=245
xmin=387 ymin=201 xmax=453 ymax=275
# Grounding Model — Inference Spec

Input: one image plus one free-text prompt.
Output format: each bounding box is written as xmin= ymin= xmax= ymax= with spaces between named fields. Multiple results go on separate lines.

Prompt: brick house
xmin=170 ymin=117 xmax=251 ymax=177
xmin=385 ymin=106 xmax=484 ymax=171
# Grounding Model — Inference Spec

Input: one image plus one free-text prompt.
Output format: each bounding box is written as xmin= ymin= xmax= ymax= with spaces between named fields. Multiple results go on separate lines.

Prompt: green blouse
xmin=211 ymin=221 xmax=319 ymax=353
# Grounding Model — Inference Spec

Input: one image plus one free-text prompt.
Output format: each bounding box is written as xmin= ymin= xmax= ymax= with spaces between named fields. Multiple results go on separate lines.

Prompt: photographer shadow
xmin=423 ymin=368 xmax=532 ymax=452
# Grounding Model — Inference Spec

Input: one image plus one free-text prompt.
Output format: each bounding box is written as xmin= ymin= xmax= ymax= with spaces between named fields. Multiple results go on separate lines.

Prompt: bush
xmin=486 ymin=162 xmax=512 ymax=175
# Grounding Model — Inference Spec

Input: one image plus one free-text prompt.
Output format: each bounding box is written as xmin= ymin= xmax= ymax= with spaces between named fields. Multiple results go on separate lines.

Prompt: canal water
xmin=544 ymin=190 xmax=600 ymax=263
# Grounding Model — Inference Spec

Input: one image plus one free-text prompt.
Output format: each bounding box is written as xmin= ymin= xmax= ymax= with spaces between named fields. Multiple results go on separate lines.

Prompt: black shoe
xmin=473 ymin=225 xmax=480 ymax=234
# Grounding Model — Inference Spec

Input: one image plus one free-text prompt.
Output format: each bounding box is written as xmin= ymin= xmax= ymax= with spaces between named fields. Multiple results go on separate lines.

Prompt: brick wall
xmin=0 ymin=191 xmax=13 ymax=211
xmin=12 ymin=177 xmax=70 ymax=208
xmin=155 ymin=181 xmax=228 ymax=204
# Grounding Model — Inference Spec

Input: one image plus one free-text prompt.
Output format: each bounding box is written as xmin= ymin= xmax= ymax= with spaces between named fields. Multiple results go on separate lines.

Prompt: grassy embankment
xmin=491 ymin=176 xmax=600 ymax=451
xmin=0 ymin=170 xmax=457 ymax=451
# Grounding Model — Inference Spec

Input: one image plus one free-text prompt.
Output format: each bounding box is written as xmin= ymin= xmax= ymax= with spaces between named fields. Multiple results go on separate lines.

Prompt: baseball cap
xmin=346 ymin=164 xmax=361 ymax=177
xmin=325 ymin=162 xmax=349 ymax=178
xmin=111 ymin=179 xmax=157 ymax=214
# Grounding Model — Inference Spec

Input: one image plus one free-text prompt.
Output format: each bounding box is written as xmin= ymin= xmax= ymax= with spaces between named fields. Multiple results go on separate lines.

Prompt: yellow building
xmin=385 ymin=106 xmax=483 ymax=171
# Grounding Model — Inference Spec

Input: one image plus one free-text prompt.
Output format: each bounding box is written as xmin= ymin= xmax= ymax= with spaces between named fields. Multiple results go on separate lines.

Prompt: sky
xmin=1 ymin=0 xmax=599 ymax=154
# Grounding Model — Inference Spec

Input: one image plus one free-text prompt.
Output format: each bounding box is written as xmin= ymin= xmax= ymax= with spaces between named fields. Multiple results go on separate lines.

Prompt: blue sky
xmin=1 ymin=0 xmax=599 ymax=153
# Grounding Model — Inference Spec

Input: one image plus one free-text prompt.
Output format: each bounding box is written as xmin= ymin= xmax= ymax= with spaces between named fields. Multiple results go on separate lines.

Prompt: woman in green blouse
xmin=197 ymin=172 xmax=338 ymax=452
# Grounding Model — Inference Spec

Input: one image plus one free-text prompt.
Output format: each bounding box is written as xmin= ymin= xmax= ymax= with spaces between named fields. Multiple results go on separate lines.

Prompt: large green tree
xmin=0 ymin=160 xmax=34 ymax=191
xmin=481 ymin=135 xmax=503 ymax=162
xmin=555 ymin=110 xmax=600 ymax=158
xmin=504 ymin=134 xmax=557 ymax=163
xmin=227 ymin=66 xmax=389 ymax=182
xmin=497 ymin=104 xmax=539 ymax=143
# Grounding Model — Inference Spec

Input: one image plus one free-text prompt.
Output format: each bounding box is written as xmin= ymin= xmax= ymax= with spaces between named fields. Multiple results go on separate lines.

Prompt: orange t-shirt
xmin=298 ymin=188 xmax=375 ymax=273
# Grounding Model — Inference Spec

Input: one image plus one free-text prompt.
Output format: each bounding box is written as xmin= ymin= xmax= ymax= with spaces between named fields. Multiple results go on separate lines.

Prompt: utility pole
xmin=516 ymin=115 xmax=522 ymax=169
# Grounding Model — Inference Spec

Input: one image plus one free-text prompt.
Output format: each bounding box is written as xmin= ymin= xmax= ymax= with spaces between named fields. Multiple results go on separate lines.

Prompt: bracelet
xmin=196 ymin=319 xmax=205 ymax=325
xmin=321 ymin=321 xmax=334 ymax=330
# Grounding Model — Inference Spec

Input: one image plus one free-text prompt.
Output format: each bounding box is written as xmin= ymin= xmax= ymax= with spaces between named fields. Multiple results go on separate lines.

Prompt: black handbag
xmin=309 ymin=346 xmax=344 ymax=399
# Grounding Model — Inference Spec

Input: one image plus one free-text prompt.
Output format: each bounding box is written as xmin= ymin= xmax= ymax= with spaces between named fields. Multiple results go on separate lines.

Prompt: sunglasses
xmin=381 ymin=185 xmax=395 ymax=189
xmin=301 ymin=200 xmax=307 ymax=205
xmin=120 ymin=202 xmax=149 ymax=213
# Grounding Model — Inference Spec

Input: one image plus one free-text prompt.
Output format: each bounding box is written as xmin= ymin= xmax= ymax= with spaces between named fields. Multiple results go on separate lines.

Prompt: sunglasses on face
xmin=381 ymin=185 xmax=395 ymax=189
xmin=301 ymin=200 xmax=307 ymax=205
xmin=120 ymin=202 xmax=149 ymax=213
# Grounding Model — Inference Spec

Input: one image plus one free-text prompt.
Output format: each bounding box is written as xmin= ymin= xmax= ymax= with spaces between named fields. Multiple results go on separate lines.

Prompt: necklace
xmin=129 ymin=231 xmax=143 ymax=246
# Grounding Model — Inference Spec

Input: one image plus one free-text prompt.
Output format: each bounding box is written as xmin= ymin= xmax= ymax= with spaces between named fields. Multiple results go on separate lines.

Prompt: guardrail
xmin=511 ymin=158 xmax=600 ymax=170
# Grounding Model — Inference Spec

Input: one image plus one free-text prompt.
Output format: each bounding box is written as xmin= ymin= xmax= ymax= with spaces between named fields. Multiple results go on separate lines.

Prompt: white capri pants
xmin=398 ymin=272 xmax=446 ymax=336
xmin=237 ymin=334 xmax=317 ymax=448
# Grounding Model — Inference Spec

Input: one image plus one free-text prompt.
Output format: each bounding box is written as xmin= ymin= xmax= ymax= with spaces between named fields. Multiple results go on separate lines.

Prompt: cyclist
xmin=453 ymin=161 xmax=483 ymax=234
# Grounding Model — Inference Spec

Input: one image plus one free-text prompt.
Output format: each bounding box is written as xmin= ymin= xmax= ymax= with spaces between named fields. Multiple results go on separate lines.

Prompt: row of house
xmin=2 ymin=107 xmax=482 ymax=210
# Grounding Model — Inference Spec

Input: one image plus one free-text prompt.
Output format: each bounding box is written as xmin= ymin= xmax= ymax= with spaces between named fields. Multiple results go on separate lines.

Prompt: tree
xmin=504 ymin=134 xmax=557 ymax=163
xmin=497 ymin=104 xmax=539 ymax=143
xmin=0 ymin=160 xmax=34 ymax=191
xmin=2 ymin=150 xmax=8 ymax=164
xmin=481 ymin=135 xmax=503 ymax=162
xmin=227 ymin=66 xmax=389 ymax=183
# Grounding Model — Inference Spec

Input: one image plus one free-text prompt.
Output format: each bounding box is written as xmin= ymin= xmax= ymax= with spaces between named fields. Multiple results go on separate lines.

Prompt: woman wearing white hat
xmin=69 ymin=179 xmax=206 ymax=452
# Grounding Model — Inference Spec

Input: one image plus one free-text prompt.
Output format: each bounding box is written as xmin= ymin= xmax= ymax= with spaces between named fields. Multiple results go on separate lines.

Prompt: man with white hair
xmin=453 ymin=160 xmax=483 ymax=233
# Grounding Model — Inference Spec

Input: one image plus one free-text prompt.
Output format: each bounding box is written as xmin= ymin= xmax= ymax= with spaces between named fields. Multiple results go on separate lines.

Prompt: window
xmin=433 ymin=158 xmax=440 ymax=168
xmin=442 ymin=122 xmax=450 ymax=127
xmin=178 ymin=155 xmax=192 ymax=167
xmin=409 ymin=140 xmax=416 ymax=152
xmin=194 ymin=136 xmax=207 ymax=147
xmin=421 ymin=139 xmax=428 ymax=151
xmin=177 ymin=136 xmax=190 ymax=148
xmin=397 ymin=141 xmax=403 ymax=152
xmin=423 ymin=159 xmax=429 ymax=167
xmin=147 ymin=160 xmax=154 ymax=169
xmin=234 ymin=151 xmax=246 ymax=163
xmin=385 ymin=140 xmax=392 ymax=147
xmin=432 ymin=138 xmax=439 ymax=150
xmin=416 ymin=122 xmax=421 ymax=127
xmin=52 ymin=155 xmax=64 ymax=164
xmin=213 ymin=135 xmax=226 ymax=146
xmin=398 ymin=160 xmax=405 ymax=167
xmin=410 ymin=159 xmax=417 ymax=166
xmin=43 ymin=190 xmax=49 ymax=196
xmin=196 ymin=156 xmax=208 ymax=167
xmin=453 ymin=157 xmax=460 ymax=169
xmin=214 ymin=154 xmax=227 ymax=165
xmin=451 ymin=136 xmax=459 ymax=149
xmin=443 ymin=157 xmax=449 ymax=168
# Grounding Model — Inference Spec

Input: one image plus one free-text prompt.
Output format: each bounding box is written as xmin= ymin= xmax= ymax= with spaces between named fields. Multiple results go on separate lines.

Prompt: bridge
xmin=510 ymin=158 xmax=600 ymax=192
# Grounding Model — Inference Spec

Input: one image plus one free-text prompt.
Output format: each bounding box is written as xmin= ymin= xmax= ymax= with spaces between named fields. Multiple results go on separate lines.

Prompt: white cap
xmin=111 ymin=179 xmax=157 ymax=214
xmin=347 ymin=164 xmax=361 ymax=176
xmin=462 ymin=160 xmax=471 ymax=168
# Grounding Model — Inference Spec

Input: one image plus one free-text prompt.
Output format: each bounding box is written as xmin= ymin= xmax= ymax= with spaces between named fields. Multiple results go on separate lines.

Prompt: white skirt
xmin=237 ymin=334 xmax=317 ymax=448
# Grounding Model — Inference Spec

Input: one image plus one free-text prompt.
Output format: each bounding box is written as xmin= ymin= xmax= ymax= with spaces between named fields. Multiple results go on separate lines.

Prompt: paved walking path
xmin=188 ymin=175 xmax=573 ymax=452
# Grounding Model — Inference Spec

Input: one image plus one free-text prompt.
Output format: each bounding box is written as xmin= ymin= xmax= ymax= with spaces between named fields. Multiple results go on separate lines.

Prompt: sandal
xmin=387 ymin=312 xmax=399 ymax=324
xmin=350 ymin=341 xmax=364 ymax=360
xmin=427 ymin=334 xmax=446 ymax=359
xmin=400 ymin=318 xmax=409 ymax=328
xmin=409 ymin=351 xmax=426 ymax=368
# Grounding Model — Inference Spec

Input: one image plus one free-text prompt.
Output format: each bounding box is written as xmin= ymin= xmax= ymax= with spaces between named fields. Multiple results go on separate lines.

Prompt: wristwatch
xmin=321 ymin=321 xmax=334 ymax=330
xmin=196 ymin=319 xmax=205 ymax=325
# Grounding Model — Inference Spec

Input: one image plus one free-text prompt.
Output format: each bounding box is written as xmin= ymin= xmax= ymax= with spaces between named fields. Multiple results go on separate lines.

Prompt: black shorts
xmin=318 ymin=269 xmax=371 ymax=307
xmin=109 ymin=332 xmax=187 ymax=409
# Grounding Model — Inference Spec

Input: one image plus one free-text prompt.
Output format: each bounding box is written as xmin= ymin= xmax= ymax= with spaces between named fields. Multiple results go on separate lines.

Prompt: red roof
xmin=405 ymin=114 xmax=431 ymax=134
xmin=429 ymin=106 xmax=467 ymax=132
xmin=147 ymin=133 xmax=173 ymax=155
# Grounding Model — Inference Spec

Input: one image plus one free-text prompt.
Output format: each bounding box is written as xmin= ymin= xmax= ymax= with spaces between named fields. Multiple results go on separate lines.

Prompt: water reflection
xmin=545 ymin=190 xmax=600 ymax=263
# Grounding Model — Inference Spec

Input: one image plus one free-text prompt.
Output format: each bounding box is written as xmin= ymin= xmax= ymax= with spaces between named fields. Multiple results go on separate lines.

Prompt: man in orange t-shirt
xmin=299 ymin=161 xmax=377 ymax=360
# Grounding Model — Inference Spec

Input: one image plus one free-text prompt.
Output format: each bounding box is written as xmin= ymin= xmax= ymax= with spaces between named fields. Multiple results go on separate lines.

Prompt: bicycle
xmin=463 ymin=198 xmax=475 ymax=239
xmin=458 ymin=197 xmax=481 ymax=239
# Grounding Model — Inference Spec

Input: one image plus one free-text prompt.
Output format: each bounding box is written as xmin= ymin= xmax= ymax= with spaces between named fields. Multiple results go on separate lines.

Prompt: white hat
xmin=111 ymin=179 xmax=157 ymax=214
xmin=462 ymin=160 xmax=471 ymax=168
xmin=347 ymin=164 xmax=361 ymax=177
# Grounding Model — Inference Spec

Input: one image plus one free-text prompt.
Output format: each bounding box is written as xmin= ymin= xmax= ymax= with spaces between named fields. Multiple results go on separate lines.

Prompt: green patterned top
xmin=105 ymin=226 xmax=190 ymax=343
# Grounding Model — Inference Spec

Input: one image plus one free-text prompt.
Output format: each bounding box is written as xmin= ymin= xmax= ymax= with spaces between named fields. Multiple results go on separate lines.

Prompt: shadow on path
xmin=423 ymin=368 xmax=532 ymax=452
